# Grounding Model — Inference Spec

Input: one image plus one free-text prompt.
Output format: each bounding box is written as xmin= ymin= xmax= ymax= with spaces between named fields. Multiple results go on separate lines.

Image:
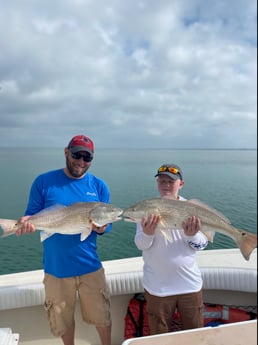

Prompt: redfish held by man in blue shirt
xmin=0 ymin=201 xmax=123 ymax=241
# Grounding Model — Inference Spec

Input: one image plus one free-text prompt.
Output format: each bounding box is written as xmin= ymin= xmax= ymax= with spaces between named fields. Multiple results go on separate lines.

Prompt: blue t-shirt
xmin=25 ymin=169 xmax=111 ymax=278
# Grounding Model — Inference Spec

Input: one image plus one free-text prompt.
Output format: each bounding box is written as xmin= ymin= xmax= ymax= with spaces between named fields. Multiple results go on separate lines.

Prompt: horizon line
xmin=0 ymin=147 xmax=256 ymax=151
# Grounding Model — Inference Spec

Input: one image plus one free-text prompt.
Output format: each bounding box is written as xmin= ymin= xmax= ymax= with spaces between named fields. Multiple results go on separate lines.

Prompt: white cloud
xmin=0 ymin=0 xmax=256 ymax=149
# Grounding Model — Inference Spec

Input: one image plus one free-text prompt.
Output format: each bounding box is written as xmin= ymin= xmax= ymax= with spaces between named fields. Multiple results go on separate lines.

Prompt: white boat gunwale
xmin=0 ymin=248 xmax=257 ymax=345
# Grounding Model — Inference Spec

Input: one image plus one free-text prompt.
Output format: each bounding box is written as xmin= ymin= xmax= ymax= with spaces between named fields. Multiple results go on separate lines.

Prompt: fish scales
xmin=28 ymin=203 xmax=97 ymax=230
xmin=0 ymin=202 xmax=123 ymax=241
xmin=159 ymin=200 xmax=232 ymax=231
xmin=124 ymin=198 xmax=229 ymax=229
xmin=123 ymin=197 xmax=257 ymax=261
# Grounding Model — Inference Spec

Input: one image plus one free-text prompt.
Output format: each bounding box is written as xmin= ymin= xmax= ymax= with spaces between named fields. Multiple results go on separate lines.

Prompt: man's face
xmin=157 ymin=175 xmax=184 ymax=198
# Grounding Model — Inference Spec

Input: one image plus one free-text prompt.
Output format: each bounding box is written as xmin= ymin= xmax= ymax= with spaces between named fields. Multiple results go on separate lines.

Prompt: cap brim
xmin=155 ymin=172 xmax=181 ymax=180
xmin=70 ymin=146 xmax=93 ymax=155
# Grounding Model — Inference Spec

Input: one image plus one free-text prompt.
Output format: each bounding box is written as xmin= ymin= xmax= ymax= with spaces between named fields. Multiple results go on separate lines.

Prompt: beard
xmin=65 ymin=156 xmax=89 ymax=178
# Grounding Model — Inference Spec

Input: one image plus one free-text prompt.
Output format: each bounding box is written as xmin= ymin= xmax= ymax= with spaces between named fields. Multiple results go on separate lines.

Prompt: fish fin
xmin=35 ymin=204 xmax=67 ymax=216
xmin=202 ymin=230 xmax=215 ymax=242
xmin=40 ymin=231 xmax=54 ymax=242
xmin=159 ymin=229 xmax=173 ymax=243
xmin=198 ymin=224 xmax=216 ymax=242
xmin=188 ymin=199 xmax=231 ymax=224
xmin=158 ymin=218 xmax=175 ymax=242
xmin=158 ymin=218 xmax=170 ymax=229
xmin=236 ymin=229 xmax=257 ymax=261
xmin=80 ymin=229 xmax=92 ymax=241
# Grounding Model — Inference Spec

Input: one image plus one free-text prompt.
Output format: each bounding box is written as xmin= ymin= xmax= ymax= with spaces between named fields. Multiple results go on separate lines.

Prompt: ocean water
xmin=0 ymin=148 xmax=257 ymax=275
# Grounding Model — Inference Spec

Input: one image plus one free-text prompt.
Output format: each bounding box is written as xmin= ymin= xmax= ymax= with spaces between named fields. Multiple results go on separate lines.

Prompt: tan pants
xmin=145 ymin=289 xmax=203 ymax=334
xmin=43 ymin=268 xmax=111 ymax=337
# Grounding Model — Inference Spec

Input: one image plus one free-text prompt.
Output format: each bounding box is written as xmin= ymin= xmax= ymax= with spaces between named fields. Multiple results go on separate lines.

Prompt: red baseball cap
xmin=67 ymin=135 xmax=94 ymax=155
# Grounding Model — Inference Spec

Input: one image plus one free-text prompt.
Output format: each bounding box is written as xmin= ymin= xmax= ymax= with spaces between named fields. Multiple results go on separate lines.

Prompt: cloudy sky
xmin=0 ymin=0 xmax=257 ymax=149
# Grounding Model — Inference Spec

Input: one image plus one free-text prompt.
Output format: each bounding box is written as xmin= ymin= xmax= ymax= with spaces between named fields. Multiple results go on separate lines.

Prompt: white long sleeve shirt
xmin=134 ymin=196 xmax=208 ymax=297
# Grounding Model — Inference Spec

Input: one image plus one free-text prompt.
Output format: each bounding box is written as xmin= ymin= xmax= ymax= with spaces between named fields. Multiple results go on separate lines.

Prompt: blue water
xmin=0 ymin=148 xmax=257 ymax=275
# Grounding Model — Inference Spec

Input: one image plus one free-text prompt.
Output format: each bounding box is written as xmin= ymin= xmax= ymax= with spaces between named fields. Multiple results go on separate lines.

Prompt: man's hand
xmin=182 ymin=216 xmax=201 ymax=236
xmin=141 ymin=214 xmax=160 ymax=235
xmin=91 ymin=223 xmax=108 ymax=234
xmin=15 ymin=216 xmax=36 ymax=236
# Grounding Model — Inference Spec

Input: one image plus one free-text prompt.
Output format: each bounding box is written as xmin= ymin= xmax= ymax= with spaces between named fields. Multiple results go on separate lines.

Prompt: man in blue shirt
xmin=16 ymin=134 xmax=112 ymax=345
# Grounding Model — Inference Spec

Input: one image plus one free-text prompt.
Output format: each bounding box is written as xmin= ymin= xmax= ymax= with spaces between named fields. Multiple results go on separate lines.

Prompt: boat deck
xmin=0 ymin=248 xmax=257 ymax=345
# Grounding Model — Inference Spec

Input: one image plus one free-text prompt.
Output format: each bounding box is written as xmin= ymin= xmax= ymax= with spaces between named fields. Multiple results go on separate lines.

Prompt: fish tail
xmin=237 ymin=230 xmax=257 ymax=261
xmin=0 ymin=219 xmax=18 ymax=238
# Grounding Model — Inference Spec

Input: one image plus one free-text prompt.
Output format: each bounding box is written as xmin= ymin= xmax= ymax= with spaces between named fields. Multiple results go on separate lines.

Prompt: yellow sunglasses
xmin=158 ymin=166 xmax=180 ymax=174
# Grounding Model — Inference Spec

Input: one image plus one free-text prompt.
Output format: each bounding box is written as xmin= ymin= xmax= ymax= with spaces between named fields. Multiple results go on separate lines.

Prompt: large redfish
xmin=123 ymin=197 xmax=257 ymax=261
xmin=0 ymin=202 xmax=123 ymax=241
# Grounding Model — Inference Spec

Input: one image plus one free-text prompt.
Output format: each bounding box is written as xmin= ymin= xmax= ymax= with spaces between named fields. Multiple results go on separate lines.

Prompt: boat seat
xmin=0 ymin=266 xmax=256 ymax=311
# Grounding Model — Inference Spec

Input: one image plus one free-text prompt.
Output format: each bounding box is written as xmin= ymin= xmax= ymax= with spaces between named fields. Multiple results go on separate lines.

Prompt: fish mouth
xmin=92 ymin=215 xmax=122 ymax=227
xmin=123 ymin=216 xmax=136 ymax=222
xmin=114 ymin=210 xmax=123 ymax=221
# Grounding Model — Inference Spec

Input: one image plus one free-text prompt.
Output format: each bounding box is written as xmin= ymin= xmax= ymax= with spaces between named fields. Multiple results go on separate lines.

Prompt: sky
xmin=0 ymin=0 xmax=257 ymax=149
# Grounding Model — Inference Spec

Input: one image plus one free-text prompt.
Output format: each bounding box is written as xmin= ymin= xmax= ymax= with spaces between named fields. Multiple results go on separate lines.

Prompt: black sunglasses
xmin=70 ymin=151 xmax=93 ymax=162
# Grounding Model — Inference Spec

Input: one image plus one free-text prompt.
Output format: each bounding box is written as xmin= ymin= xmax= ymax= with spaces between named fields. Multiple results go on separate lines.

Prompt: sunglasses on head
xmin=158 ymin=165 xmax=181 ymax=176
xmin=70 ymin=151 xmax=93 ymax=162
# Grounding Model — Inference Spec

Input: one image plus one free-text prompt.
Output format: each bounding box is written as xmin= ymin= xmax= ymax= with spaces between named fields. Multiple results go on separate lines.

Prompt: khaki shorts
xmin=43 ymin=268 xmax=111 ymax=337
xmin=145 ymin=289 xmax=203 ymax=334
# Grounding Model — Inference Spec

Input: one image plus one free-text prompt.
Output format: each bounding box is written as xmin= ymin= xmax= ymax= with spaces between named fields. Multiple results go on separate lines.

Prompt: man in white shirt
xmin=134 ymin=163 xmax=208 ymax=334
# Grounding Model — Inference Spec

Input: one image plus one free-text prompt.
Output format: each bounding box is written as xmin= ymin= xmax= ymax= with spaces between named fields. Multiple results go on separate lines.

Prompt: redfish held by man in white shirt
xmin=123 ymin=197 xmax=257 ymax=261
